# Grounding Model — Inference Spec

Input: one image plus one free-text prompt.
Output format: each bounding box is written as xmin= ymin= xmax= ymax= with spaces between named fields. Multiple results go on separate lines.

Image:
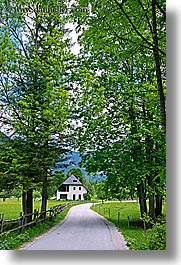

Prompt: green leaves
xmin=0 ymin=0 xmax=77 ymax=206
xmin=70 ymin=0 xmax=166 ymax=216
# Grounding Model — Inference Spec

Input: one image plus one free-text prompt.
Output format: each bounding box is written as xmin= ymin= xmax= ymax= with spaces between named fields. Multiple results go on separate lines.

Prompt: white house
xmin=56 ymin=174 xmax=88 ymax=201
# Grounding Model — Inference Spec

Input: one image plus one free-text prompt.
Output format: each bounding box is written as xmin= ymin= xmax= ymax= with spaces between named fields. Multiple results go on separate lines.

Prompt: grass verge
xmin=91 ymin=201 xmax=166 ymax=250
xmin=0 ymin=203 xmax=76 ymax=250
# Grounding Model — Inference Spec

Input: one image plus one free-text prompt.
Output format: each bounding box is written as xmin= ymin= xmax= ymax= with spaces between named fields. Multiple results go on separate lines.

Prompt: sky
xmin=65 ymin=22 xmax=80 ymax=55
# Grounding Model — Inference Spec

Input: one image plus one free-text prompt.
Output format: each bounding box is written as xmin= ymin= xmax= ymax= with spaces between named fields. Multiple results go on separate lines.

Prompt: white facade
xmin=56 ymin=174 xmax=88 ymax=201
xmin=56 ymin=185 xmax=87 ymax=200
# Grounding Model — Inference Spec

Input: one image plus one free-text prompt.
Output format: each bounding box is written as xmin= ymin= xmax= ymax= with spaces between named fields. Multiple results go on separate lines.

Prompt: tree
xmin=95 ymin=181 xmax=109 ymax=203
xmin=12 ymin=188 xmax=22 ymax=201
xmin=70 ymin=0 xmax=166 ymax=218
xmin=47 ymin=170 xmax=66 ymax=198
xmin=0 ymin=0 xmax=76 ymax=218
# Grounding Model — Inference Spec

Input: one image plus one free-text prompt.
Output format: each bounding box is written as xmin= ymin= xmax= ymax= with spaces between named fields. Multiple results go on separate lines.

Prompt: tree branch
xmin=113 ymin=0 xmax=166 ymax=56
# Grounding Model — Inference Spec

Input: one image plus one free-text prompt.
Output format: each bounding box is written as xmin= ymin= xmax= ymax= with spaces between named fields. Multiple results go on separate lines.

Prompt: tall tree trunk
xmin=22 ymin=190 xmax=27 ymax=214
xmin=155 ymin=194 xmax=162 ymax=216
xmin=137 ymin=183 xmax=147 ymax=217
xmin=148 ymin=176 xmax=155 ymax=220
xmin=152 ymin=0 xmax=166 ymax=137
xmin=143 ymin=102 xmax=155 ymax=220
xmin=22 ymin=189 xmax=33 ymax=222
xmin=26 ymin=189 xmax=33 ymax=222
xmin=41 ymin=179 xmax=48 ymax=219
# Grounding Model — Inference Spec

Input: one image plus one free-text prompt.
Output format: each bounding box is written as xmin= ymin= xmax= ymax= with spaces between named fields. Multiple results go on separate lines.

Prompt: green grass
xmin=0 ymin=202 xmax=79 ymax=250
xmin=0 ymin=200 xmax=166 ymax=250
xmin=0 ymin=198 xmax=68 ymax=220
xmin=91 ymin=201 xmax=166 ymax=250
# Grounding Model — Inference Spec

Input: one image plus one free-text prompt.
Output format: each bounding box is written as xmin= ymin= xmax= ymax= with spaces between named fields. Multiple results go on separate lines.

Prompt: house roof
xmin=63 ymin=174 xmax=83 ymax=185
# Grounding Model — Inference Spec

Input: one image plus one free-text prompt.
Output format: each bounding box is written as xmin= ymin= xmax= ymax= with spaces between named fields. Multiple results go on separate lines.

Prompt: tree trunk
xmin=26 ymin=189 xmax=33 ymax=222
xmin=137 ymin=183 xmax=147 ymax=217
xmin=41 ymin=181 xmax=48 ymax=219
xmin=22 ymin=189 xmax=33 ymax=222
xmin=152 ymin=0 xmax=166 ymax=137
xmin=22 ymin=190 xmax=27 ymax=214
xmin=148 ymin=175 xmax=155 ymax=220
xmin=155 ymin=194 xmax=162 ymax=216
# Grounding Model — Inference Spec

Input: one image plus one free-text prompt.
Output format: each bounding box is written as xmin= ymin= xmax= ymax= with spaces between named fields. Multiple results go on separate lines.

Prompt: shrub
xmin=147 ymin=216 xmax=166 ymax=250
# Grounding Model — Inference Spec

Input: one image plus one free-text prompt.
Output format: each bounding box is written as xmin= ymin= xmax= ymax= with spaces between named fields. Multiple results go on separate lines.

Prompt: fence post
xmin=34 ymin=209 xmax=37 ymax=224
xmin=19 ymin=212 xmax=23 ymax=231
xmin=23 ymin=212 xmax=27 ymax=225
xmin=118 ymin=212 xmax=120 ymax=223
xmin=49 ymin=208 xmax=53 ymax=220
xmin=109 ymin=208 xmax=110 ymax=218
xmin=0 ymin=213 xmax=4 ymax=233
xmin=128 ymin=216 xmax=130 ymax=229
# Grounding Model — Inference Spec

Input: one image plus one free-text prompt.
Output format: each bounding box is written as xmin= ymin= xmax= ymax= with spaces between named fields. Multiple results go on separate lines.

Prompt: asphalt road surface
xmin=19 ymin=203 xmax=128 ymax=250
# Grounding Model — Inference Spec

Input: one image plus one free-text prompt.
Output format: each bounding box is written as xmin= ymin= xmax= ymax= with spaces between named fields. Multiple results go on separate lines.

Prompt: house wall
xmin=56 ymin=185 xmax=87 ymax=200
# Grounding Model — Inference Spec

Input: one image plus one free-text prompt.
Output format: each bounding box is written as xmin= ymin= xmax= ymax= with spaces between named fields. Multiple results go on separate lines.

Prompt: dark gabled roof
xmin=56 ymin=174 xmax=88 ymax=193
xmin=63 ymin=174 xmax=83 ymax=185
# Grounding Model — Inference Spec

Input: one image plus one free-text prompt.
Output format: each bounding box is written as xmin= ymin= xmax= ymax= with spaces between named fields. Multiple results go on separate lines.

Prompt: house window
xmin=73 ymin=187 xmax=76 ymax=190
xmin=79 ymin=187 xmax=81 ymax=190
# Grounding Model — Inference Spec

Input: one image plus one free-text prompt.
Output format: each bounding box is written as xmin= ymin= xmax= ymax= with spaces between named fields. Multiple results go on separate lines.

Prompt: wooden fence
xmin=0 ymin=202 xmax=73 ymax=234
xmin=100 ymin=207 xmax=148 ymax=234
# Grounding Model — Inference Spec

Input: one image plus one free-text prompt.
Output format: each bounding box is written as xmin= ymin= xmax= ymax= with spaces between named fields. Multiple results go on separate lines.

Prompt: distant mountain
xmin=53 ymin=151 xmax=106 ymax=182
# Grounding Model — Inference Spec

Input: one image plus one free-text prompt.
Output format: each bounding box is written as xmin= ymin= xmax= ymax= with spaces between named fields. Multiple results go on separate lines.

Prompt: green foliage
xmin=147 ymin=217 xmax=166 ymax=250
xmin=47 ymin=171 xmax=66 ymax=198
xmin=83 ymin=193 xmax=91 ymax=200
xmin=70 ymin=0 xmax=166 ymax=218
xmin=0 ymin=0 xmax=166 ymax=229
xmin=95 ymin=181 xmax=108 ymax=201
xmin=0 ymin=0 xmax=77 ymax=214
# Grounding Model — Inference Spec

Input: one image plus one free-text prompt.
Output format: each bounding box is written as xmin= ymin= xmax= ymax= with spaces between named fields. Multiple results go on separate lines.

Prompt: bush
xmin=0 ymin=230 xmax=31 ymax=250
xmin=83 ymin=193 xmax=91 ymax=200
xmin=147 ymin=217 xmax=166 ymax=250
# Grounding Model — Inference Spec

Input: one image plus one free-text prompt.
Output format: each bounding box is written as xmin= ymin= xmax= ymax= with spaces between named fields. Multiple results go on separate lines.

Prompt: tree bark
xmin=22 ymin=189 xmax=33 ymax=222
xmin=155 ymin=194 xmax=162 ymax=216
xmin=148 ymin=176 xmax=155 ymax=220
xmin=137 ymin=183 xmax=147 ymax=217
xmin=41 ymin=180 xmax=48 ymax=219
xmin=152 ymin=0 xmax=166 ymax=137
xmin=22 ymin=190 xmax=27 ymax=214
xmin=26 ymin=189 xmax=33 ymax=222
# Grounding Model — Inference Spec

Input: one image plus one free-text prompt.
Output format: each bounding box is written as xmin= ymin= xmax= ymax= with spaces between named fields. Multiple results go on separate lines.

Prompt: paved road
xmin=19 ymin=203 xmax=128 ymax=250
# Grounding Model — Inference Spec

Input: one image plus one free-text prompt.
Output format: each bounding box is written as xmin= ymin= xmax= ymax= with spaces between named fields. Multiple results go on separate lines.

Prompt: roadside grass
xmin=0 ymin=200 xmax=166 ymax=250
xmin=0 ymin=198 xmax=67 ymax=220
xmin=0 ymin=202 xmax=78 ymax=250
xmin=91 ymin=201 xmax=166 ymax=250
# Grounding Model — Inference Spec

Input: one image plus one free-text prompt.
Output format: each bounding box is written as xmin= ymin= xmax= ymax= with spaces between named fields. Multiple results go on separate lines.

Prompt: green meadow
xmin=0 ymin=198 xmax=67 ymax=220
xmin=91 ymin=201 xmax=166 ymax=250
